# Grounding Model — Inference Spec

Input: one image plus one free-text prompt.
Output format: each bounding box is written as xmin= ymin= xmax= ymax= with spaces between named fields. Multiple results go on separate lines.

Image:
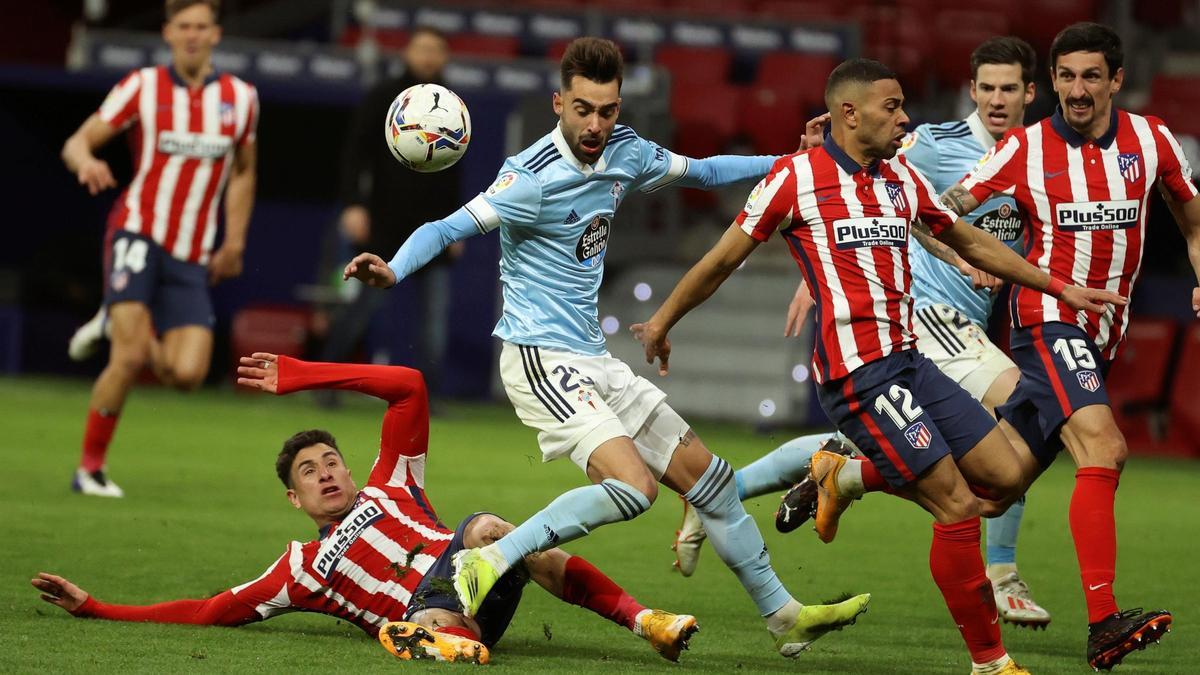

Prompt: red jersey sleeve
xmin=72 ymin=590 xmax=262 ymax=626
xmin=736 ymin=157 xmax=798 ymax=242
xmin=1148 ymin=117 xmax=1199 ymax=203
xmin=903 ymin=157 xmax=958 ymax=236
xmin=274 ymin=356 xmax=430 ymax=489
xmin=96 ymin=69 xmax=142 ymax=131
xmin=960 ymin=130 xmax=1026 ymax=204
xmin=226 ymin=543 xmax=300 ymax=620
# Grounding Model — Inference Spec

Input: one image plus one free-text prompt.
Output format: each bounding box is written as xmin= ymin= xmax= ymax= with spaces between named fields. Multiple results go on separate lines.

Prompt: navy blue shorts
xmin=816 ymin=349 xmax=997 ymax=488
xmin=997 ymin=322 xmax=1111 ymax=467
xmin=404 ymin=512 xmax=528 ymax=648
xmin=103 ymin=230 xmax=214 ymax=333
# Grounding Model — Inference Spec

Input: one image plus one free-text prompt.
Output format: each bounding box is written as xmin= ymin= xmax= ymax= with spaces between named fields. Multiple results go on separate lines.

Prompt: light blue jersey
xmin=900 ymin=113 xmax=1024 ymax=327
xmin=388 ymin=123 xmax=777 ymax=355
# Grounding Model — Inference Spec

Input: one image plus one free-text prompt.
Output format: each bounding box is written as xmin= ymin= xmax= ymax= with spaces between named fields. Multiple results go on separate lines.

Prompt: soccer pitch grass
xmin=1 ymin=377 xmax=1196 ymax=673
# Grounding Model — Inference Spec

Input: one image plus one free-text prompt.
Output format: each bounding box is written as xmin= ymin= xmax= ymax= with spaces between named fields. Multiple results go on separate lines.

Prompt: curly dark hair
xmin=276 ymin=429 xmax=340 ymax=488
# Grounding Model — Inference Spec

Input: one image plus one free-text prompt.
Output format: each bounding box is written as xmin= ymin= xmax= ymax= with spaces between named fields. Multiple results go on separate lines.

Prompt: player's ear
xmin=1024 ymin=81 xmax=1036 ymax=105
xmin=1110 ymin=67 xmax=1124 ymax=94
xmin=212 ymin=23 xmax=222 ymax=46
xmin=552 ymin=91 xmax=564 ymax=116
xmin=286 ymin=488 xmax=301 ymax=509
xmin=841 ymin=101 xmax=857 ymax=129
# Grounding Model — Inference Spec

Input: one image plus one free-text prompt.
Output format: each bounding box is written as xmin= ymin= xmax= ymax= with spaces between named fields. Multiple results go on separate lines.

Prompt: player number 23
xmin=1051 ymin=337 xmax=1097 ymax=371
xmin=112 ymin=237 xmax=149 ymax=274
xmin=874 ymin=385 xmax=923 ymax=428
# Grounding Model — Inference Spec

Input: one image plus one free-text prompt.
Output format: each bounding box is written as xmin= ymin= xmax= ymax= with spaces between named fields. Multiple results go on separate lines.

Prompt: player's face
xmin=857 ymin=79 xmax=910 ymax=160
xmin=1053 ymin=51 xmax=1123 ymax=137
xmin=970 ymin=63 xmax=1035 ymax=137
xmin=286 ymin=444 xmax=357 ymax=523
xmin=553 ymin=76 xmax=621 ymax=165
xmin=405 ymin=32 xmax=449 ymax=83
xmin=162 ymin=4 xmax=221 ymax=76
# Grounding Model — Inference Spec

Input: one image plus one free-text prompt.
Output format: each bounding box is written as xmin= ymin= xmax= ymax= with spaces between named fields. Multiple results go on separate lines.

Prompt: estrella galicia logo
xmin=832 ymin=217 xmax=908 ymax=250
xmin=974 ymin=201 xmax=1023 ymax=242
xmin=1055 ymin=200 xmax=1139 ymax=232
xmin=904 ymin=421 xmax=932 ymax=449
xmin=1077 ymin=370 xmax=1101 ymax=393
xmin=576 ymin=215 xmax=611 ymax=267
xmin=314 ymin=500 xmax=383 ymax=580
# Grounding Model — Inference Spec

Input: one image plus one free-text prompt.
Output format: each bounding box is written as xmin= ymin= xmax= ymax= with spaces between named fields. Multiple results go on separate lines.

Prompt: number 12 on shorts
xmin=874 ymin=384 xmax=923 ymax=428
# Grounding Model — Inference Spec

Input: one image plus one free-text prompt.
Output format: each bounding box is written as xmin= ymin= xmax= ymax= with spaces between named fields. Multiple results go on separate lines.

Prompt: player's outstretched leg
xmin=378 ymin=621 xmax=490 ymax=664
xmin=775 ymin=437 xmax=857 ymax=533
xmin=809 ymin=451 xmax=888 ymax=543
xmin=452 ymin=478 xmax=651 ymax=616
xmin=672 ymin=433 xmax=838 ymax=576
xmin=986 ymin=496 xmax=1050 ymax=629
xmin=670 ymin=446 xmax=869 ymax=657
xmin=1087 ymin=608 xmax=1173 ymax=671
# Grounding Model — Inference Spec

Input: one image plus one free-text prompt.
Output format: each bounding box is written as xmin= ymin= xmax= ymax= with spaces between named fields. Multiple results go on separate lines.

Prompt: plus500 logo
xmin=1055 ymin=200 xmax=1139 ymax=232
xmin=832 ymin=217 xmax=908 ymax=250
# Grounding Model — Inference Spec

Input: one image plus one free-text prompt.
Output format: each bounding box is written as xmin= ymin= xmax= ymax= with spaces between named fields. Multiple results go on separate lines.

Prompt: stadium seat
xmin=1107 ymin=318 xmax=1179 ymax=453
xmin=1024 ymin=0 xmax=1096 ymax=51
xmin=739 ymin=84 xmax=805 ymax=154
xmin=1145 ymin=75 xmax=1200 ymax=137
xmin=932 ymin=11 xmax=1009 ymax=88
xmin=655 ymin=45 xmax=733 ymax=87
xmin=670 ymin=82 xmax=741 ymax=208
xmin=753 ymin=0 xmax=864 ymax=20
xmin=230 ymin=305 xmax=311 ymax=383
xmin=755 ymin=51 xmax=838 ymax=109
xmin=446 ymin=33 xmax=522 ymax=58
xmin=1163 ymin=322 xmax=1200 ymax=457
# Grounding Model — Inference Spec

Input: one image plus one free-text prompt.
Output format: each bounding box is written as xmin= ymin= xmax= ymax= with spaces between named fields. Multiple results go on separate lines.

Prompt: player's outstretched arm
xmin=31 ymin=573 xmax=259 ymax=626
xmin=633 ymin=224 xmax=761 ymax=375
xmin=784 ymin=279 xmax=815 ymax=337
xmin=1160 ymin=186 xmax=1200 ymax=316
xmin=938 ymin=184 xmax=983 ymax=217
xmin=238 ymin=352 xmax=424 ymax=402
xmin=912 ymin=221 xmax=1000 ymax=292
xmin=62 ymin=114 xmax=120 ymax=196
xmin=676 ymin=153 xmax=782 ymax=190
xmin=344 ymin=206 xmax=482 ymax=289
xmin=936 ymin=219 xmax=1126 ymax=313
xmin=209 ymin=140 xmax=257 ymax=286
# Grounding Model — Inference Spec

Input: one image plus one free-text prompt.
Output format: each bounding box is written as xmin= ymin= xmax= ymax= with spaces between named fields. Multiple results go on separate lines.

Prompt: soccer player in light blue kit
xmin=669 ymin=37 xmax=1052 ymax=629
xmin=344 ymin=37 xmax=870 ymax=658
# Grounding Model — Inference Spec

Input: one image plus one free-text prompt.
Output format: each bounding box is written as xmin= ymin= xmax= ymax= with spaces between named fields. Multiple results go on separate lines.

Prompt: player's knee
xmin=167 ymin=366 xmax=206 ymax=391
xmin=600 ymin=478 xmax=654 ymax=519
xmin=936 ymin=487 xmax=981 ymax=523
xmin=463 ymin=514 xmax=513 ymax=548
xmin=108 ymin=345 xmax=150 ymax=376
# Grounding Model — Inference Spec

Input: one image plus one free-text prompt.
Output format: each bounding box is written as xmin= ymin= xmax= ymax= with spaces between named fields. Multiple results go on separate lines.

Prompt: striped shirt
xmin=961 ymin=108 xmax=1197 ymax=360
xmin=737 ymin=137 xmax=959 ymax=383
xmin=98 ymin=65 xmax=258 ymax=264
xmin=227 ymin=358 xmax=453 ymax=636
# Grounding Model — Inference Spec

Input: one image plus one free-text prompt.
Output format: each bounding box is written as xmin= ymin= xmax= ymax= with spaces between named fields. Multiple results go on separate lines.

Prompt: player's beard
xmin=575 ymin=131 xmax=607 ymax=163
xmin=1065 ymin=94 xmax=1096 ymax=129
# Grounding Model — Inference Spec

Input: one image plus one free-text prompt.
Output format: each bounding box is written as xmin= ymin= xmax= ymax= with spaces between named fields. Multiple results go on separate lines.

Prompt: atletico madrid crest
xmin=885 ymin=182 xmax=909 ymax=213
xmin=904 ymin=421 xmax=931 ymax=449
xmin=1117 ymin=153 xmax=1141 ymax=183
xmin=1077 ymin=370 xmax=1101 ymax=392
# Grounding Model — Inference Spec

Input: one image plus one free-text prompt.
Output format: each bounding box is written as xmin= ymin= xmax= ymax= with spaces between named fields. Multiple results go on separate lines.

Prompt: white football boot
xmin=68 ymin=307 xmax=109 ymax=362
xmin=72 ymin=468 xmax=125 ymax=498
xmin=992 ymin=571 xmax=1051 ymax=629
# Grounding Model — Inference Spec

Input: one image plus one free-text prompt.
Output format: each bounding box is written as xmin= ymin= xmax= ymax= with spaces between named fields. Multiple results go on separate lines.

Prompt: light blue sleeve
xmin=636 ymin=134 xmax=779 ymax=193
xmin=387 ymin=207 xmax=479 ymax=282
xmin=472 ymin=163 xmax=542 ymax=228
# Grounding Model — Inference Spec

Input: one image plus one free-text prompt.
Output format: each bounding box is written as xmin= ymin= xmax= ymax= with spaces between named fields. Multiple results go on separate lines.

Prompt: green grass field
xmin=1 ymin=376 xmax=1195 ymax=673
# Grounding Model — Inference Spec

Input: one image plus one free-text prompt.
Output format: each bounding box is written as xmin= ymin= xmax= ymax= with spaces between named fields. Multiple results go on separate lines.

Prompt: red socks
xmin=1070 ymin=467 xmax=1121 ymax=623
xmin=435 ymin=625 xmax=480 ymax=641
xmin=81 ymin=408 xmax=119 ymax=472
xmin=561 ymin=555 xmax=645 ymax=630
xmin=857 ymin=458 xmax=888 ymax=492
xmin=930 ymin=517 xmax=1006 ymax=664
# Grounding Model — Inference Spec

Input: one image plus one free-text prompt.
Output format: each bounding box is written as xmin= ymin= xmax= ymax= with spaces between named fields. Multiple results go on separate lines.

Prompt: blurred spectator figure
xmin=318 ymin=26 xmax=463 ymax=406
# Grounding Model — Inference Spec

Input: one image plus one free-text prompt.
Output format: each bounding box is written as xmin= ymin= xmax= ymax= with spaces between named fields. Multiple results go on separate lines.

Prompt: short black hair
xmin=560 ymin=37 xmax=624 ymax=90
xmin=165 ymin=0 xmax=219 ymax=21
xmin=825 ymin=58 xmax=898 ymax=107
xmin=1050 ymin=22 xmax=1123 ymax=77
xmin=971 ymin=36 xmax=1036 ymax=85
xmin=276 ymin=429 xmax=340 ymax=488
xmin=409 ymin=25 xmax=448 ymax=46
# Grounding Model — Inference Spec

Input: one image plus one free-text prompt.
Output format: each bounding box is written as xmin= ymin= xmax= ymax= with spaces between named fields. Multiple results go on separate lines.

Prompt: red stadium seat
xmin=230 ymin=305 xmax=310 ymax=383
xmin=932 ymin=11 xmax=1010 ymax=88
xmin=1024 ymin=0 xmax=1097 ymax=52
xmin=670 ymin=83 xmax=742 ymax=208
xmin=446 ymin=33 xmax=522 ymax=58
xmin=1107 ymin=318 xmax=1179 ymax=452
xmin=739 ymin=84 xmax=805 ymax=154
xmin=664 ymin=0 xmax=754 ymax=18
xmin=1164 ymin=323 xmax=1200 ymax=457
xmin=755 ymin=52 xmax=838 ymax=108
xmin=754 ymin=0 xmax=865 ymax=20
xmin=1145 ymin=76 xmax=1200 ymax=137
xmin=655 ymin=45 xmax=732 ymax=87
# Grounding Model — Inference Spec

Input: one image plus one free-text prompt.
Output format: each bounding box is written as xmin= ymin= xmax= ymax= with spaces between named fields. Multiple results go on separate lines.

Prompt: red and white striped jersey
xmin=737 ymin=139 xmax=959 ymax=383
xmin=98 ymin=66 xmax=258 ymax=264
xmin=227 ymin=358 xmax=453 ymax=636
xmin=962 ymin=108 xmax=1197 ymax=360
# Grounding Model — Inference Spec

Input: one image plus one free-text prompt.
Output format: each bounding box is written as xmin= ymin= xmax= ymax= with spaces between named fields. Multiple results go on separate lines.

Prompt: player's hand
xmin=339 ymin=205 xmax=370 ymax=245
xmin=207 ymin=245 xmax=244 ymax=285
xmin=630 ymin=321 xmax=671 ymax=376
xmin=798 ymin=113 xmax=831 ymax=151
xmin=956 ymin=260 xmax=1002 ymax=294
xmin=1191 ymin=287 xmax=1200 ymax=318
xmin=785 ymin=280 xmax=815 ymax=336
xmin=77 ymin=158 xmax=117 ymax=196
xmin=344 ymin=253 xmax=396 ymax=288
xmin=1060 ymin=285 xmax=1127 ymax=314
xmin=447 ymin=241 xmax=466 ymax=261
xmin=237 ymin=352 xmax=279 ymax=393
xmin=31 ymin=572 xmax=89 ymax=614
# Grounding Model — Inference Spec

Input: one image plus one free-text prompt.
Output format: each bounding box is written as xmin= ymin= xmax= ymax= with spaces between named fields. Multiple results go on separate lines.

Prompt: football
xmin=384 ymin=83 xmax=472 ymax=173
